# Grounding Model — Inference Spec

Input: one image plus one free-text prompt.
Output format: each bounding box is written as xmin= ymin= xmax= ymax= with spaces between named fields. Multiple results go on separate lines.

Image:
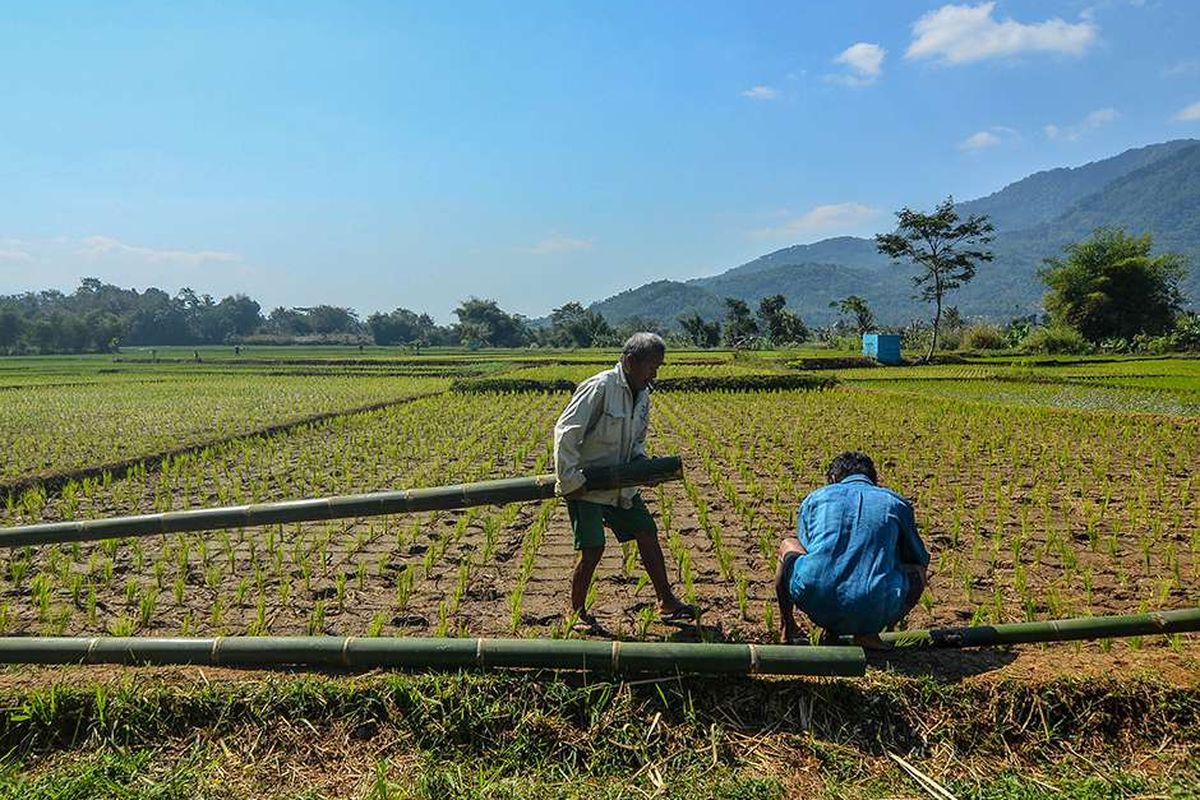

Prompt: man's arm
xmin=553 ymin=380 xmax=603 ymax=497
xmin=896 ymin=500 xmax=930 ymax=568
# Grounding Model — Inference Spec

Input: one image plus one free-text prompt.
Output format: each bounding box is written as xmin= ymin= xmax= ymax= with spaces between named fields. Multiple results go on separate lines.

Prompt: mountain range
xmin=586 ymin=139 xmax=1200 ymax=328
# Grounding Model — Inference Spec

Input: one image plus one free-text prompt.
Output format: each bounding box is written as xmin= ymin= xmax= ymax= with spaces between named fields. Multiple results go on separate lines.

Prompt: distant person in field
xmin=775 ymin=451 xmax=929 ymax=650
xmin=554 ymin=332 xmax=696 ymax=633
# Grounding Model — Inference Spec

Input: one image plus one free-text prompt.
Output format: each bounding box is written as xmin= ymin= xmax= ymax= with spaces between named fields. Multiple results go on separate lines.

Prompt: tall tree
xmin=453 ymin=297 xmax=529 ymax=348
xmin=829 ymin=295 xmax=876 ymax=334
xmin=548 ymin=302 xmax=613 ymax=348
xmin=757 ymin=294 xmax=808 ymax=345
xmin=677 ymin=312 xmax=720 ymax=348
xmin=875 ymin=197 xmax=994 ymax=361
xmin=1038 ymin=227 xmax=1187 ymax=342
xmin=722 ymin=298 xmax=759 ymax=348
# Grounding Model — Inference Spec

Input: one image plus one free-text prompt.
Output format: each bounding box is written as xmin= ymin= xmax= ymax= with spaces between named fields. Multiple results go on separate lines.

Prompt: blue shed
xmin=862 ymin=333 xmax=902 ymax=365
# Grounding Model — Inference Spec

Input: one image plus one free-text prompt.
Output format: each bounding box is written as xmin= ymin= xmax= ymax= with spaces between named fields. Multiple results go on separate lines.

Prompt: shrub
xmin=1021 ymin=325 xmax=1092 ymax=355
xmin=960 ymin=323 xmax=1006 ymax=351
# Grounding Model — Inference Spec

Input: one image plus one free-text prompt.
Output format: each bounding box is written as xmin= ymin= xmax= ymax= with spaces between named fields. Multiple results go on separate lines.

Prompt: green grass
xmin=0 ymin=670 xmax=1195 ymax=799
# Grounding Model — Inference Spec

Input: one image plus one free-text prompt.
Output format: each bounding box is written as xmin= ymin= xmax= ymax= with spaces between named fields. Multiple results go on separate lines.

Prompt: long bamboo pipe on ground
xmin=0 ymin=636 xmax=867 ymax=677
xmin=0 ymin=456 xmax=684 ymax=548
xmin=833 ymin=607 xmax=1200 ymax=648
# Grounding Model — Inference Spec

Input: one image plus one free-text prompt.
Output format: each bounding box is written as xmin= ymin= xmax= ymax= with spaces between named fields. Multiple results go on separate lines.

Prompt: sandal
xmin=659 ymin=603 xmax=699 ymax=623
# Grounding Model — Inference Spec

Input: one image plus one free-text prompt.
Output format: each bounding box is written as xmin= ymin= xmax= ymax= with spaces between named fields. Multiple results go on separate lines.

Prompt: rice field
xmin=1 ymin=348 xmax=1197 ymax=798
xmin=0 ymin=351 xmax=1195 ymax=648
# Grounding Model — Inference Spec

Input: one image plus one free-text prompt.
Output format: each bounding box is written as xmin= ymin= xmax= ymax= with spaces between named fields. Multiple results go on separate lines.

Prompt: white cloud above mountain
xmin=80 ymin=236 xmax=240 ymax=265
xmin=907 ymin=2 xmax=1098 ymax=65
xmin=1045 ymin=107 xmax=1119 ymax=140
xmin=751 ymin=203 xmax=879 ymax=240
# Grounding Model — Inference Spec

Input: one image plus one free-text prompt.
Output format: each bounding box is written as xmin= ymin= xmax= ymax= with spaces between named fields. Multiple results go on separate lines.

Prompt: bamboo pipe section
xmin=0 ymin=637 xmax=867 ymax=677
xmin=833 ymin=608 xmax=1200 ymax=648
xmin=0 ymin=456 xmax=683 ymax=549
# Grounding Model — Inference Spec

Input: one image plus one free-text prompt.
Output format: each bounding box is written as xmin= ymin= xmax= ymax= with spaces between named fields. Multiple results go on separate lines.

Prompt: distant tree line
xmin=3 ymin=215 xmax=1193 ymax=356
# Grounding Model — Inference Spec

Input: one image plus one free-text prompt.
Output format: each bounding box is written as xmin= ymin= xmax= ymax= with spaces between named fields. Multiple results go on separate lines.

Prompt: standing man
xmin=554 ymin=332 xmax=695 ymax=633
xmin=775 ymin=451 xmax=930 ymax=649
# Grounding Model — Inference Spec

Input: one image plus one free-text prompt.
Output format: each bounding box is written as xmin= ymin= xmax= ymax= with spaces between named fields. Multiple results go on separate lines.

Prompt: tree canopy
xmin=1038 ymin=227 xmax=1188 ymax=342
xmin=876 ymin=197 xmax=994 ymax=361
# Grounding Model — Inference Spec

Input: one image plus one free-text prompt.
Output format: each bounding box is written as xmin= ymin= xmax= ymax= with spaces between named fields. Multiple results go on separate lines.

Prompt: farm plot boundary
xmin=1 ymin=390 xmax=445 ymax=504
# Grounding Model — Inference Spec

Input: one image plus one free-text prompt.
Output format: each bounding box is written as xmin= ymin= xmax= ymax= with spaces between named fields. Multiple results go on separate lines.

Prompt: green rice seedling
xmin=508 ymin=585 xmax=524 ymax=634
xmin=86 ymin=587 xmax=98 ymax=627
xmin=235 ymin=576 xmax=251 ymax=605
xmin=622 ymin=542 xmax=638 ymax=575
xmin=367 ymin=611 xmax=386 ymax=637
xmin=635 ymin=606 xmax=655 ymax=640
xmin=735 ymin=573 xmax=748 ymax=620
xmin=394 ymin=568 xmax=414 ymax=611
xmin=138 ymin=588 xmax=157 ymax=628
xmin=109 ymin=615 xmax=137 ymax=636
xmin=247 ymin=596 xmax=269 ymax=636
xmin=211 ymin=594 xmax=227 ymax=629
xmin=335 ymin=571 xmax=348 ymax=611
xmin=306 ymin=600 xmax=326 ymax=635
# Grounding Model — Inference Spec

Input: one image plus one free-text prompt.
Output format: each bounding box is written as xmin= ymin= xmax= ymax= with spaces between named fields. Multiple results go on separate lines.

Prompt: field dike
xmin=0 ymin=391 xmax=444 ymax=504
xmin=0 ymin=666 xmax=1195 ymax=797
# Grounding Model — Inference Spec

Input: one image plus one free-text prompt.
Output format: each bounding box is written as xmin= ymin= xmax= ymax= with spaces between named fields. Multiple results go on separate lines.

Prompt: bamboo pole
xmin=0 ymin=456 xmax=684 ymax=549
xmin=833 ymin=608 xmax=1200 ymax=648
xmin=0 ymin=636 xmax=867 ymax=676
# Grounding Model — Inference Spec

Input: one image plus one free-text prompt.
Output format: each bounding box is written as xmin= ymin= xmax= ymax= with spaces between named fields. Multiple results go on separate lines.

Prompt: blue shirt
xmin=789 ymin=474 xmax=930 ymax=635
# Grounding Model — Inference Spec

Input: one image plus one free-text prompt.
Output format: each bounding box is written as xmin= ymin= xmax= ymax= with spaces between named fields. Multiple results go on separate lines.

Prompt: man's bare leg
xmin=634 ymin=531 xmax=688 ymax=615
xmin=571 ymin=546 xmax=604 ymax=616
xmin=776 ymin=538 xmax=806 ymax=643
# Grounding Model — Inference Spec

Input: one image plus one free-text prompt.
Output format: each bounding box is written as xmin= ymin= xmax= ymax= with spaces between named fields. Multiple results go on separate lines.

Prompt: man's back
xmin=789 ymin=474 xmax=926 ymax=635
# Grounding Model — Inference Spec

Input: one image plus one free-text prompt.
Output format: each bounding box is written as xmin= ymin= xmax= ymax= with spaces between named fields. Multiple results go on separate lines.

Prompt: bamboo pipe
xmin=0 ymin=636 xmax=867 ymax=676
xmin=0 ymin=456 xmax=684 ymax=548
xmin=833 ymin=607 xmax=1200 ymax=648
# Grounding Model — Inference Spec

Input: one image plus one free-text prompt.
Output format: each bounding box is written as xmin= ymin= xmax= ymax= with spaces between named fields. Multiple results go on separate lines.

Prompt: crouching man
xmin=554 ymin=332 xmax=695 ymax=634
xmin=775 ymin=451 xmax=929 ymax=649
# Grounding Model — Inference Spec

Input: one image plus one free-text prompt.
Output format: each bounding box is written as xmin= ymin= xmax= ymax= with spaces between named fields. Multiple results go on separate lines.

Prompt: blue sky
xmin=1 ymin=1 xmax=1198 ymax=321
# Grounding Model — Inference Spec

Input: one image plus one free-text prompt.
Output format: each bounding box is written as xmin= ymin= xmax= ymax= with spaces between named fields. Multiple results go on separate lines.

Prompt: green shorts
xmin=567 ymin=495 xmax=657 ymax=550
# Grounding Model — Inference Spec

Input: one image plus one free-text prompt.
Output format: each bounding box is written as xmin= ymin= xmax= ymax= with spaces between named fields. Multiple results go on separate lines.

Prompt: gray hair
xmin=621 ymin=332 xmax=666 ymax=362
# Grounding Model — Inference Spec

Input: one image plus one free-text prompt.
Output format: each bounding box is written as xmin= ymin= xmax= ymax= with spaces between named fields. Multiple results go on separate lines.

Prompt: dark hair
xmin=621 ymin=332 xmax=666 ymax=363
xmin=825 ymin=451 xmax=877 ymax=484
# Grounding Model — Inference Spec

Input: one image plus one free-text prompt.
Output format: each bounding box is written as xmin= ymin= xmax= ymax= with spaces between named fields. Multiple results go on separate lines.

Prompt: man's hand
xmin=562 ymin=487 xmax=587 ymax=500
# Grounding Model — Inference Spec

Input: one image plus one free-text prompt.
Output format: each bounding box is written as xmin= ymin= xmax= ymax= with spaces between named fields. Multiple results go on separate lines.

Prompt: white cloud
xmin=740 ymin=85 xmax=780 ymax=100
xmin=80 ymin=235 xmax=240 ymax=265
xmin=1044 ymin=107 xmax=1119 ymax=140
xmin=1083 ymin=108 xmax=1118 ymax=126
xmin=751 ymin=203 xmax=879 ymax=240
xmin=906 ymin=2 xmax=1098 ymax=65
xmin=834 ymin=43 xmax=886 ymax=82
xmin=1175 ymin=101 xmax=1200 ymax=122
xmin=525 ymin=237 xmax=595 ymax=256
xmin=0 ymin=249 xmax=33 ymax=264
xmin=960 ymin=130 xmax=1001 ymax=151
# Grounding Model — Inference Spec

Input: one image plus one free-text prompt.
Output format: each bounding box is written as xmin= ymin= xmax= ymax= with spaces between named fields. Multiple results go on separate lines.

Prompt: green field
xmin=0 ymin=348 xmax=1196 ymax=798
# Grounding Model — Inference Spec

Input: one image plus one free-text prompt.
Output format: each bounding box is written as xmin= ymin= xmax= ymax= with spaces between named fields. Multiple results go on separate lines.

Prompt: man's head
xmin=825 ymin=451 xmax=878 ymax=485
xmin=620 ymin=332 xmax=666 ymax=393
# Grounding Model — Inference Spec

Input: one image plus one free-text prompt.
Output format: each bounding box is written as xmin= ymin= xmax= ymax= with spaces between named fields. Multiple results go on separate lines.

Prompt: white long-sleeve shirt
xmin=553 ymin=362 xmax=650 ymax=508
